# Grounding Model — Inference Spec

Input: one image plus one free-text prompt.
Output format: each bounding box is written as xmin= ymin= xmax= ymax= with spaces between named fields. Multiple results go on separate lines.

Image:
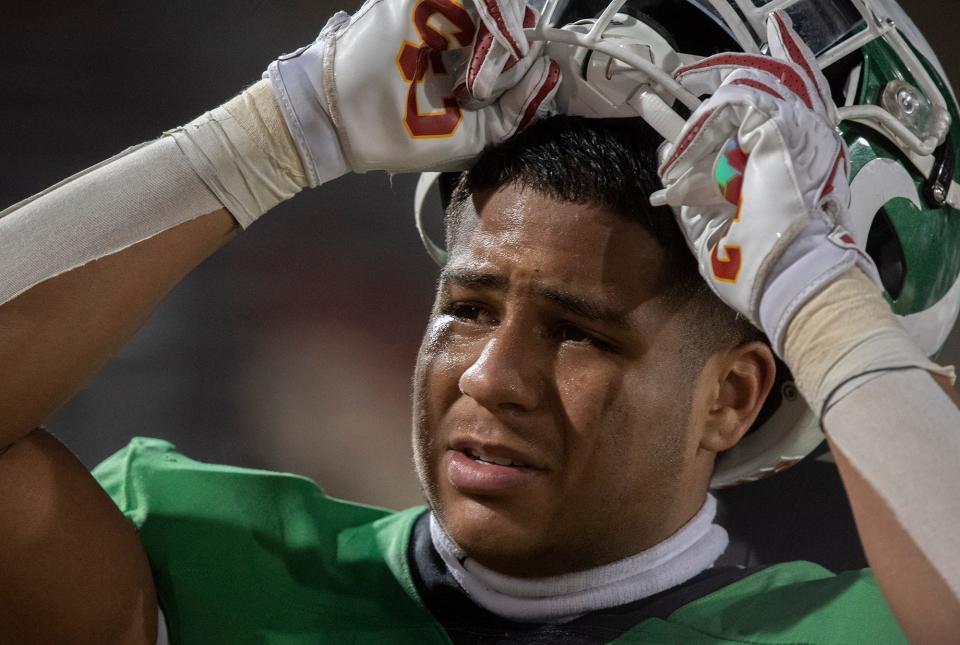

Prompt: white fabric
xmin=156 ymin=609 xmax=169 ymax=645
xmin=823 ymin=369 xmax=960 ymax=601
xmin=266 ymin=13 xmax=350 ymax=188
xmin=167 ymin=79 xmax=311 ymax=228
xmin=0 ymin=137 xmax=221 ymax=306
xmin=267 ymin=0 xmax=560 ymax=175
xmin=783 ymin=267 xmax=953 ymax=416
xmin=429 ymin=495 xmax=729 ymax=624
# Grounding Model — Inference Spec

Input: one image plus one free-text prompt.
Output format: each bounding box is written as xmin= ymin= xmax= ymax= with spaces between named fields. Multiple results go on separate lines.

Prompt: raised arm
xmin=0 ymin=0 xmax=559 ymax=452
xmin=784 ymin=268 xmax=960 ymax=642
xmin=0 ymin=1 xmax=558 ymax=639
xmin=658 ymin=11 xmax=960 ymax=640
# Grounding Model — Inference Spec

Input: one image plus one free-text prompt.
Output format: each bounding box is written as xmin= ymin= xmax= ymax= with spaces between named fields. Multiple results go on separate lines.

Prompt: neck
xmin=429 ymin=495 xmax=728 ymax=624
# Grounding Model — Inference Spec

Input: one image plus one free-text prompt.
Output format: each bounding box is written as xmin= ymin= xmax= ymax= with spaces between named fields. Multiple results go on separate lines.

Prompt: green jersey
xmin=93 ymin=437 xmax=907 ymax=644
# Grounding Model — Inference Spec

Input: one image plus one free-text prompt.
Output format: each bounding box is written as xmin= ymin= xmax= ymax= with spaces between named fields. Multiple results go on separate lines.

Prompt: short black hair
xmin=445 ymin=115 xmax=765 ymax=361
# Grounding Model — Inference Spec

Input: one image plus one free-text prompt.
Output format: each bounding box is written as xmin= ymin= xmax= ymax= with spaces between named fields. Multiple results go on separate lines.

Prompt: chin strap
xmin=429 ymin=495 xmax=729 ymax=624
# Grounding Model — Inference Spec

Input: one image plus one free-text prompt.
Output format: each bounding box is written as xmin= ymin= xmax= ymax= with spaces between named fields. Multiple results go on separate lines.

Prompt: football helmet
xmin=414 ymin=0 xmax=960 ymax=488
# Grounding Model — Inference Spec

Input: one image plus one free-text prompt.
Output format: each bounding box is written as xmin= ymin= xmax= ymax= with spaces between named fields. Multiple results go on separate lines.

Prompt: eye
xmin=554 ymin=323 xmax=616 ymax=352
xmin=442 ymin=302 xmax=496 ymax=325
xmin=556 ymin=323 xmax=592 ymax=344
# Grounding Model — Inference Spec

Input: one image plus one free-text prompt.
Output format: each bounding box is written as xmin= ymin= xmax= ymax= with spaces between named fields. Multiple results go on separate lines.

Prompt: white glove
xmin=657 ymin=11 xmax=878 ymax=353
xmin=266 ymin=0 xmax=560 ymax=186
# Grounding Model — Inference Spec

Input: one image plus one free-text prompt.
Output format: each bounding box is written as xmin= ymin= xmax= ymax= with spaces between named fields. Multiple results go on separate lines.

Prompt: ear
xmin=697 ymin=341 xmax=777 ymax=454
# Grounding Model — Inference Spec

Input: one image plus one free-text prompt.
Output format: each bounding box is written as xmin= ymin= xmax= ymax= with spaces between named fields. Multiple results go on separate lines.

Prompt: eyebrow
xmin=537 ymin=287 xmax=631 ymax=329
xmin=440 ymin=268 xmax=632 ymax=329
xmin=441 ymin=268 xmax=509 ymax=291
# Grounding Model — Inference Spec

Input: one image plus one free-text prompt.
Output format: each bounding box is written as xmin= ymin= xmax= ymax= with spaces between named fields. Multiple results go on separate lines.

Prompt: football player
xmin=0 ymin=0 xmax=958 ymax=642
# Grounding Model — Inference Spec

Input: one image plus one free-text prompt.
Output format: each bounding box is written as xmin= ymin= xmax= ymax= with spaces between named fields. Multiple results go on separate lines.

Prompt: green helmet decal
xmin=843 ymin=37 xmax=960 ymax=350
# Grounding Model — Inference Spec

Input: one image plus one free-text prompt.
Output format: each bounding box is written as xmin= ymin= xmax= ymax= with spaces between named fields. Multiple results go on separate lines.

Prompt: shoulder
xmin=0 ymin=430 xmax=158 ymax=643
xmin=92 ymin=438 xmax=438 ymax=643
xmin=663 ymin=561 xmax=906 ymax=644
xmin=93 ymin=436 xmax=390 ymax=533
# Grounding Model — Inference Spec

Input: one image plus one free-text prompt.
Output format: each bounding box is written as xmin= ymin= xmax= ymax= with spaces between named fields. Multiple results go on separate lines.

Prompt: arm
xmin=831 ymin=436 xmax=959 ymax=643
xmin=657 ymin=12 xmax=960 ymax=639
xmin=0 ymin=78 xmax=304 ymax=452
xmin=0 ymin=206 xmax=235 ymax=450
xmin=782 ymin=268 xmax=960 ymax=640
xmin=0 ymin=1 xmax=556 ymax=638
xmin=826 ymin=373 xmax=960 ymax=643
xmin=0 ymin=429 xmax=159 ymax=644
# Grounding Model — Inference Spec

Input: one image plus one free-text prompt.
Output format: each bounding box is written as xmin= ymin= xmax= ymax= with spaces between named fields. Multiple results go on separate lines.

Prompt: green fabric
xmin=93 ymin=438 xmax=907 ymax=645
xmin=619 ymin=563 xmax=906 ymax=644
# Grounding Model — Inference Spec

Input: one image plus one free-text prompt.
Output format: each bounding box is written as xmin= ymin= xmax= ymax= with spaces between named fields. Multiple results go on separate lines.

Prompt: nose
xmin=458 ymin=321 xmax=543 ymax=414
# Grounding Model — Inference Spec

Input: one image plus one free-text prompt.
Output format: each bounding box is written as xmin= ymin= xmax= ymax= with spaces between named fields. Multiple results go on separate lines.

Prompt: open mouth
xmin=446 ymin=442 xmax=541 ymax=493
xmin=463 ymin=447 xmax=529 ymax=468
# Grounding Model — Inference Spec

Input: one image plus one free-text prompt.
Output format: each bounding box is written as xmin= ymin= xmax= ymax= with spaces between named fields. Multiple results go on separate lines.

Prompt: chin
xmin=433 ymin=487 xmax=561 ymax=574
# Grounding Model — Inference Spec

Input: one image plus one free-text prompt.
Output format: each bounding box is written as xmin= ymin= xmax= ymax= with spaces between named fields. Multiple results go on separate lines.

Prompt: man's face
xmin=412 ymin=185 xmax=712 ymax=577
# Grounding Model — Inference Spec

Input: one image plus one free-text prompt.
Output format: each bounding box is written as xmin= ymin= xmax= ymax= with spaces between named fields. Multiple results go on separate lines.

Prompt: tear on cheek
xmin=422 ymin=317 xmax=455 ymax=354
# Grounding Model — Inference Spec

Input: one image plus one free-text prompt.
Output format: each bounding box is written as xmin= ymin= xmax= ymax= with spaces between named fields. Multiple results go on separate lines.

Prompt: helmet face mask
xmin=414 ymin=0 xmax=960 ymax=487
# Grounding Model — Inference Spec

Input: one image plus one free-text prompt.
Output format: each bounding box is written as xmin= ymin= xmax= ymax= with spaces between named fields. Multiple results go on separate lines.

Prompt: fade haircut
xmin=444 ymin=114 xmax=766 ymax=363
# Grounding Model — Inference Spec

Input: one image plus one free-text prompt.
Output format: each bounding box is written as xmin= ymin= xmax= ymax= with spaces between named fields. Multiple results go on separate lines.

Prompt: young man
xmin=0 ymin=0 xmax=958 ymax=642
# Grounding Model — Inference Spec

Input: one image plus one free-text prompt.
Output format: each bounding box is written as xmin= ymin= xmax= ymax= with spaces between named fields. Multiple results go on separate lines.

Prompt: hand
xmin=657 ymin=11 xmax=878 ymax=352
xmin=266 ymin=0 xmax=560 ymax=184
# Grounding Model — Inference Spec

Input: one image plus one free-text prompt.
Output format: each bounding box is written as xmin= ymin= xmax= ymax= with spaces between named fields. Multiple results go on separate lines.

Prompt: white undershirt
xmin=429 ymin=494 xmax=729 ymax=624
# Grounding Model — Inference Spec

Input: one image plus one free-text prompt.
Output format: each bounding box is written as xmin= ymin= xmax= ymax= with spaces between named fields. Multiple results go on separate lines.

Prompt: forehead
xmin=446 ymin=186 xmax=669 ymax=303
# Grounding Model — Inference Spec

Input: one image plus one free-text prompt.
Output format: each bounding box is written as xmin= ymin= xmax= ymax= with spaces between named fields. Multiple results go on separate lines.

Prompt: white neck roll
xmin=429 ymin=495 xmax=729 ymax=624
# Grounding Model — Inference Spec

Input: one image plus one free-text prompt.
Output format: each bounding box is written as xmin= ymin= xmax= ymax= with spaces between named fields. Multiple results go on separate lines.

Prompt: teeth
xmin=466 ymin=449 xmax=520 ymax=467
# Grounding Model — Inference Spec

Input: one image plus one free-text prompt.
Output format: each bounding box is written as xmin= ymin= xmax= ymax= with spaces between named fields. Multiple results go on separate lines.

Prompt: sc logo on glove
xmin=711 ymin=137 xmax=747 ymax=283
xmin=396 ymin=0 xmax=475 ymax=138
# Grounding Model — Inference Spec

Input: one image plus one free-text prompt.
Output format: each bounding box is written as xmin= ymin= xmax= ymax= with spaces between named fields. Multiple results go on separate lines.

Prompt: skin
xmin=412 ymin=185 xmax=775 ymax=577
xmin=0 ymin=208 xmax=237 ymax=643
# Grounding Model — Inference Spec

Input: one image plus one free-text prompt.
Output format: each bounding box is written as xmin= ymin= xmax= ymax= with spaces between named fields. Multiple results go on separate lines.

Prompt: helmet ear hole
xmin=865 ymin=206 xmax=907 ymax=301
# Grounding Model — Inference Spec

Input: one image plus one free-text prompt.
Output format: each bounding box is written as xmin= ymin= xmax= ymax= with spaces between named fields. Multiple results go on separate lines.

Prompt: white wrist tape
xmin=824 ymin=370 xmax=960 ymax=601
xmin=783 ymin=266 xmax=954 ymax=416
xmin=787 ymin=268 xmax=960 ymax=600
xmin=166 ymin=79 xmax=313 ymax=228
xmin=0 ymin=80 xmax=322 ymax=307
xmin=0 ymin=137 xmax=221 ymax=306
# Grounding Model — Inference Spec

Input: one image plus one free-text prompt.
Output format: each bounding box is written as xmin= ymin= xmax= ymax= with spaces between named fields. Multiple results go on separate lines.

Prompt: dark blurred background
xmin=1 ymin=1 xmax=958 ymax=552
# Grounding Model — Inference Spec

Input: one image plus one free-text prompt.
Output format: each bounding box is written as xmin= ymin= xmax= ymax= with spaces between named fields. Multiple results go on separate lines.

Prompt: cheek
xmin=413 ymin=316 xmax=473 ymax=444
xmin=554 ymin=354 xmax=691 ymax=479
xmin=553 ymin=357 xmax=626 ymax=434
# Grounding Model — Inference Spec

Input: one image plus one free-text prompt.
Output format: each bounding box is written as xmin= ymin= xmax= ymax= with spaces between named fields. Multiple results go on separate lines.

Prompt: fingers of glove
xmin=474 ymin=0 xmax=529 ymax=59
xmin=466 ymin=6 xmax=538 ymax=101
xmin=659 ymin=79 xmax=783 ymax=181
xmin=742 ymin=106 xmax=844 ymax=215
xmin=490 ymin=56 xmax=561 ymax=141
xmin=663 ymin=67 xmax=835 ymax=185
xmin=817 ymin=146 xmax=851 ymax=210
xmin=659 ymin=153 xmax=730 ymax=208
xmin=659 ymin=105 xmax=736 ymax=183
xmin=682 ymin=205 xmax=740 ymax=270
xmin=675 ymin=51 xmax=821 ymax=115
xmin=766 ymin=10 xmax=835 ymax=121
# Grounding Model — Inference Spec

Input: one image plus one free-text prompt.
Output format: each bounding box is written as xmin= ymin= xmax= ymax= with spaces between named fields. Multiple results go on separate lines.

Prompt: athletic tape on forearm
xmin=783 ymin=266 xmax=953 ymax=416
xmin=785 ymin=267 xmax=960 ymax=599
xmin=0 ymin=79 xmax=322 ymax=307
xmin=823 ymin=370 xmax=960 ymax=600
xmin=166 ymin=79 xmax=312 ymax=228
xmin=0 ymin=137 xmax=222 ymax=306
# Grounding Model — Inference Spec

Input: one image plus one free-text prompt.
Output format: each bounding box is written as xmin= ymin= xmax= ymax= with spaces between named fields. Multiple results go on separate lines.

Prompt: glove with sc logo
xmin=656 ymin=10 xmax=878 ymax=355
xmin=267 ymin=0 xmax=562 ymax=185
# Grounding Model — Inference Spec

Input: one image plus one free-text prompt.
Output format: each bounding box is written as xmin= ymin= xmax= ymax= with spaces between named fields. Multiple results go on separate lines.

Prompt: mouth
xmin=445 ymin=440 xmax=544 ymax=494
xmin=462 ymin=446 xmax=530 ymax=468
